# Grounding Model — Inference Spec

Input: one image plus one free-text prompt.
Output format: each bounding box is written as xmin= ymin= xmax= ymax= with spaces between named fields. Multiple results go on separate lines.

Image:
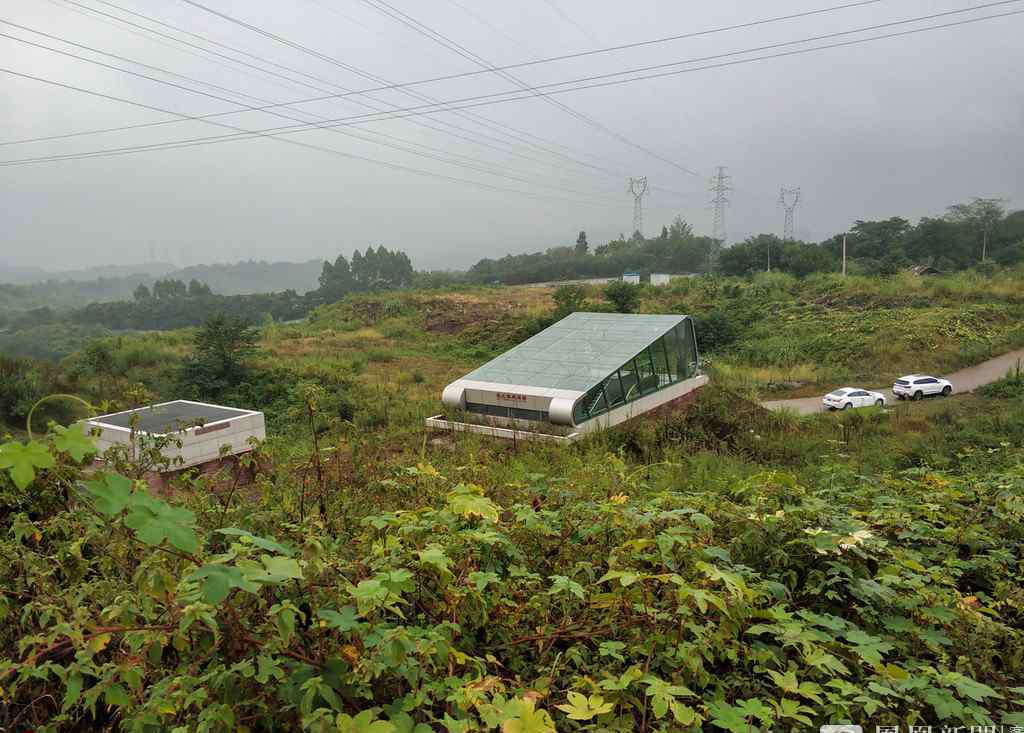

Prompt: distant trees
xmin=552 ymin=284 xmax=588 ymax=318
xmin=152 ymin=279 xmax=187 ymax=299
xmin=603 ymin=281 xmax=641 ymax=313
xmin=178 ymin=315 xmax=258 ymax=401
xmin=464 ymin=200 xmax=1023 ymax=284
xmin=946 ymin=198 xmax=1006 ymax=262
xmin=188 ymin=279 xmax=213 ymax=297
xmin=0 ymin=357 xmax=45 ymax=423
xmin=71 ymin=291 xmax=307 ymax=331
xmin=315 ymin=246 xmax=415 ymax=304
xmin=575 ymin=231 xmax=588 ymax=256
xmin=470 ymin=219 xmax=716 ymax=285
xmin=136 ymin=278 xmax=213 ymax=300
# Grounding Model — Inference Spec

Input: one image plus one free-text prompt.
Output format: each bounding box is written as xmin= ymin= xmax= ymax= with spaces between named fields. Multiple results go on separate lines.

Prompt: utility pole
xmin=629 ymin=177 xmax=648 ymax=238
xmin=778 ymin=186 xmax=801 ymax=241
xmin=708 ymin=166 xmax=732 ymax=263
xmin=842 ymin=233 xmax=848 ymax=276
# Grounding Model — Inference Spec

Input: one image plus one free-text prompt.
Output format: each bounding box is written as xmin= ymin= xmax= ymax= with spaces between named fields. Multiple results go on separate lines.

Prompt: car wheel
xmin=875 ymin=399 xmax=884 ymax=407
xmin=842 ymin=402 xmax=852 ymax=410
xmin=942 ymin=385 xmax=951 ymax=396
xmin=913 ymin=391 xmax=923 ymax=401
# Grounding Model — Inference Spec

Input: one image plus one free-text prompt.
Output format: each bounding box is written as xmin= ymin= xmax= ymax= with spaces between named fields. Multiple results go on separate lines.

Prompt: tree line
xmin=468 ymin=219 xmax=717 ymax=284
xmin=467 ymin=199 xmax=1024 ymax=283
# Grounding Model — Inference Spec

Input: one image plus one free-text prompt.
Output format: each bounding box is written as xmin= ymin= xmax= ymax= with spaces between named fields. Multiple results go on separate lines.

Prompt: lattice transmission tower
xmin=708 ymin=166 xmax=732 ymax=258
xmin=778 ymin=186 xmax=801 ymax=241
xmin=629 ymin=177 xmax=648 ymax=238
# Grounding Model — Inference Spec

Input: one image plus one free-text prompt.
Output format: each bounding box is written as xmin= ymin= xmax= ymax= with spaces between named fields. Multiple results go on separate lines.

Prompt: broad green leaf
xmin=554 ymin=692 xmax=614 ymax=721
xmin=104 ymin=683 xmax=130 ymax=708
xmin=924 ymin=686 xmax=963 ymax=719
xmin=53 ymin=424 xmax=97 ymax=462
xmin=0 ymin=440 xmax=55 ymax=490
xmin=258 ymin=555 xmax=303 ymax=582
xmin=83 ymin=472 xmax=134 ymax=515
xmin=942 ymin=672 xmax=1000 ymax=702
xmin=500 ymin=698 xmax=556 ymax=733
xmin=62 ymin=671 xmax=83 ymax=712
xmin=597 ymin=569 xmax=640 ymax=587
xmin=125 ymin=492 xmax=199 ymax=554
xmin=217 ymin=528 xmax=295 ymax=556
xmin=446 ymin=484 xmax=500 ymax=522
xmin=468 ymin=571 xmax=499 ymax=591
xmin=256 ymin=655 xmax=283 ymax=684
xmin=706 ymin=700 xmax=755 ymax=732
xmin=418 ymin=544 xmax=451 ymax=573
xmin=335 ymin=709 xmax=396 ymax=733
xmin=547 ymin=575 xmax=585 ymax=600
xmin=190 ymin=565 xmax=258 ymax=604
xmin=319 ymin=606 xmax=360 ymax=632
xmin=767 ymin=669 xmax=799 ymax=694
xmin=844 ymin=628 xmax=893 ymax=665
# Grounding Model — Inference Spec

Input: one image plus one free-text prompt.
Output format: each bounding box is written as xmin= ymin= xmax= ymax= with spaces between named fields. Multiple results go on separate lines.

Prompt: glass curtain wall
xmin=571 ymin=318 xmax=701 ymax=425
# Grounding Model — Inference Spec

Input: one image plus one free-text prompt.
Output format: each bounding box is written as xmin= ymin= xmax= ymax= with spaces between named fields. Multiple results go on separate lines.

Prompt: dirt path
xmin=762 ymin=348 xmax=1024 ymax=415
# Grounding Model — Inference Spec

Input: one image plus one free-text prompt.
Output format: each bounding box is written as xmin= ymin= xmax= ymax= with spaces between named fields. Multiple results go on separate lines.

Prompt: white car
xmin=822 ymin=387 xmax=887 ymax=411
xmin=892 ymin=374 xmax=953 ymax=400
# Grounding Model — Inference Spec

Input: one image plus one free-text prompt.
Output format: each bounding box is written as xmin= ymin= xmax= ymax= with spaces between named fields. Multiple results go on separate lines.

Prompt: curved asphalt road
xmin=762 ymin=348 xmax=1024 ymax=415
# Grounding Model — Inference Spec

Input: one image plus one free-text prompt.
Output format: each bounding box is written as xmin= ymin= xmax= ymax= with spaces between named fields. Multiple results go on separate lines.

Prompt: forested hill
xmin=169 ymin=259 xmax=322 ymax=296
xmin=0 ymin=258 xmax=324 ymax=312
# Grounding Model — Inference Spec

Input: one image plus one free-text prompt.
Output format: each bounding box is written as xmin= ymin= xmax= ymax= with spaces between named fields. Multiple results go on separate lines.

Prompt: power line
xmin=0 ymin=65 xmax=627 ymax=209
xmin=356 ymin=0 xmax=700 ymax=176
xmin=0 ymin=21 xmax=626 ymax=198
xmin=177 ymin=0 xmax=634 ymax=179
xmin=3 ymin=7 xmax=1021 ymax=167
xmin=57 ymin=0 xmax=633 ymax=182
xmin=6 ymin=0 xmax=1016 ymax=155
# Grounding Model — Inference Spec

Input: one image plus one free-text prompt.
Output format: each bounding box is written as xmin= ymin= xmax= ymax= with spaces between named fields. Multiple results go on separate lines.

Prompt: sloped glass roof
xmin=462 ymin=312 xmax=689 ymax=392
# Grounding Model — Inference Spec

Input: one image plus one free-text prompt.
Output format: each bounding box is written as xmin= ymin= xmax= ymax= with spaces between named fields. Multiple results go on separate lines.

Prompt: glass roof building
xmin=430 ymin=313 xmax=707 ymax=442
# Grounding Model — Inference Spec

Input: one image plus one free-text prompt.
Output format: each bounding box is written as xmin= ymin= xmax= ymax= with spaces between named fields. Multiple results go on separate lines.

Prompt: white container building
xmin=621 ymin=272 xmax=641 ymax=284
xmin=650 ymin=273 xmax=672 ymax=286
xmin=84 ymin=400 xmax=265 ymax=470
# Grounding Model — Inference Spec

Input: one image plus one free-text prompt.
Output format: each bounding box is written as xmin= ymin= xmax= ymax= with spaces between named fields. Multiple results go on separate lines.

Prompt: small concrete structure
xmin=428 ymin=312 xmax=707 ymax=443
xmin=622 ymin=271 xmax=641 ymax=284
xmin=650 ymin=273 xmax=671 ymax=286
xmin=84 ymin=400 xmax=265 ymax=471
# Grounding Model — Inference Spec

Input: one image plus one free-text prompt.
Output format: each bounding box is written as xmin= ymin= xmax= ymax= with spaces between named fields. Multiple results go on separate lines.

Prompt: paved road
xmin=762 ymin=348 xmax=1024 ymax=415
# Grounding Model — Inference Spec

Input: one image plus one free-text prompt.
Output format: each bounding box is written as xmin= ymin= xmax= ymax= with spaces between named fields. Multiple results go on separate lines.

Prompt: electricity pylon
xmin=629 ymin=177 xmax=648 ymax=237
xmin=779 ymin=186 xmax=801 ymax=241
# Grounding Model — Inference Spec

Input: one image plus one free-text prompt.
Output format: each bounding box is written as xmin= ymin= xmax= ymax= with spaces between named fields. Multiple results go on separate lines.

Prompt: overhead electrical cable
xmin=56 ymin=0 xmax=628 ymax=181
xmin=0 ymin=68 xmax=633 ymax=210
xmin=3 ymin=0 xmax=996 ymax=153
xmin=0 ymin=22 xmax=626 ymax=197
xmin=356 ymin=0 xmax=701 ymax=176
xmin=177 ymin=0 xmax=642 ymax=182
xmin=3 ymin=6 xmax=1019 ymax=167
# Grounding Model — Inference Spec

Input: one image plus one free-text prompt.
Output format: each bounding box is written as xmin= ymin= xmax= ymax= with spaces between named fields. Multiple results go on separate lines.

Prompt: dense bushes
xmin=2 ymin=418 xmax=1024 ymax=730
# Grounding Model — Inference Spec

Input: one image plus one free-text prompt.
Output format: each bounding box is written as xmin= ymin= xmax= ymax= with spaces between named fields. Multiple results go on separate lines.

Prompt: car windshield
xmin=895 ymin=379 xmax=910 ymax=385
xmin=828 ymin=390 xmax=848 ymax=397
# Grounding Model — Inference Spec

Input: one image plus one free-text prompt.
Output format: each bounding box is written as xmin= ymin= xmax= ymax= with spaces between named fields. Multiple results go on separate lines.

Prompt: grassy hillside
xmin=4 ymin=273 xmax=1024 ymax=730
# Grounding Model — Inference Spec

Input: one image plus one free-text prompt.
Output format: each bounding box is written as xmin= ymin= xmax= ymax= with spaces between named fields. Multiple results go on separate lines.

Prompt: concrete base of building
xmin=426 ymin=374 xmax=709 ymax=444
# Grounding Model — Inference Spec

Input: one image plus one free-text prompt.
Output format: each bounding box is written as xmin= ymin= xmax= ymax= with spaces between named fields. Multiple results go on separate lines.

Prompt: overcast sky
xmin=2 ymin=0 xmax=1022 ymax=271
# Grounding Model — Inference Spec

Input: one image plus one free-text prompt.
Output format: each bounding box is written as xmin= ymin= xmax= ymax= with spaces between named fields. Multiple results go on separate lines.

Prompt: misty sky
xmin=2 ymin=0 xmax=1022 ymax=271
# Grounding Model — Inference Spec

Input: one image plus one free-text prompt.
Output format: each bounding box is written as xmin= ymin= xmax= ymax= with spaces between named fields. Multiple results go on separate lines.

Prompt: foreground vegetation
xmin=3 ymin=266 xmax=1024 ymax=730
xmin=3 ymin=377 xmax=1024 ymax=730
